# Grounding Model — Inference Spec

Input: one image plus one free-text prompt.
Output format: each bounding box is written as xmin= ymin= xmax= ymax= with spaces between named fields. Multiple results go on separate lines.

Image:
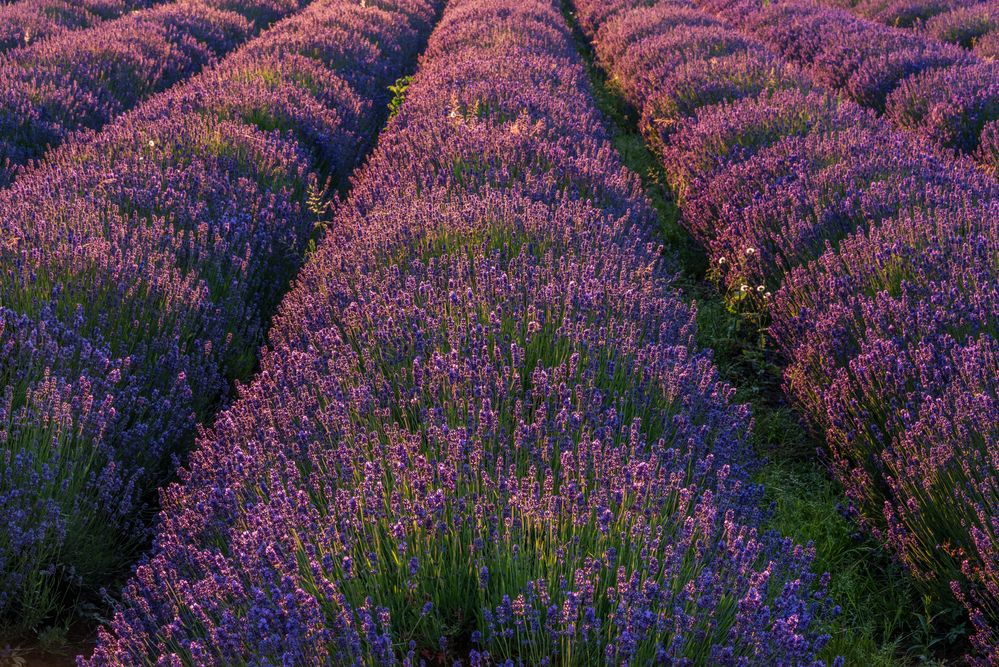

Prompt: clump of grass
xmin=761 ymin=463 xmax=928 ymax=666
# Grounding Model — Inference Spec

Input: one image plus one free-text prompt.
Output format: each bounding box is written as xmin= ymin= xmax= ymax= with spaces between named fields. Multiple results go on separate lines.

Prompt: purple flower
xmin=1 ymin=0 xmax=442 ymax=634
xmin=82 ymin=0 xmax=835 ymax=664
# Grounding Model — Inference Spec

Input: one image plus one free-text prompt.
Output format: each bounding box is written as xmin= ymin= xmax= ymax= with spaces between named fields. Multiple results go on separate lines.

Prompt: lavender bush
xmin=976 ymin=25 xmax=999 ymax=55
xmin=0 ymin=0 xmax=441 ymax=635
xmin=573 ymin=0 xmax=999 ymax=660
xmin=884 ymin=61 xmax=999 ymax=162
xmin=0 ymin=0 xmax=309 ymax=187
xmin=924 ymin=0 xmax=998 ymax=48
xmin=0 ymin=0 xmax=154 ymax=53
xmin=822 ymin=0 xmax=972 ymax=28
xmin=696 ymin=0 xmax=999 ymax=171
xmin=771 ymin=206 xmax=998 ymax=659
xmin=82 ymin=0 xmax=840 ymax=663
xmin=816 ymin=0 xmax=999 ymax=58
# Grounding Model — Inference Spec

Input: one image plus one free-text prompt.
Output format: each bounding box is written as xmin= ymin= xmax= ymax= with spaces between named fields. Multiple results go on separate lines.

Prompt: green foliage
xmin=762 ymin=463 xmax=922 ymax=666
xmin=388 ymin=75 xmax=413 ymax=118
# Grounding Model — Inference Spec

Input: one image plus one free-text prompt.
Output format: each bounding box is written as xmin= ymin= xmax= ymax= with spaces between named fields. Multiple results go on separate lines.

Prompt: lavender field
xmin=0 ymin=0 xmax=995 ymax=664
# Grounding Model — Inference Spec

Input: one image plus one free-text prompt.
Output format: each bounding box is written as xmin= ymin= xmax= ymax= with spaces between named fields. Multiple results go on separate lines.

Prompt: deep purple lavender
xmin=884 ymin=61 xmax=999 ymax=161
xmin=81 ymin=0 xmax=839 ymax=663
xmin=573 ymin=0 xmax=999 ymax=660
xmin=819 ymin=0 xmax=999 ymax=56
xmin=0 ymin=0 xmax=155 ymax=53
xmin=695 ymin=0 xmax=998 ymax=170
xmin=821 ymin=0 xmax=976 ymax=28
xmin=0 ymin=0 xmax=313 ymax=187
xmin=0 ymin=0 xmax=441 ymax=634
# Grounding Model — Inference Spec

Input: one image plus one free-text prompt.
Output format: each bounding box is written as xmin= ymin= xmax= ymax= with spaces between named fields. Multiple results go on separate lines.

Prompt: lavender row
xmin=0 ymin=0 xmax=441 ymax=635
xmin=826 ymin=0 xmax=973 ymax=28
xmin=819 ymin=0 xmax=998 ymax=58
xmin=693 ymin=0 xmax=998 ymax=174
xmin=80 ymin=0 xmax=841 ymax=663
xmin=924 ymin=0 xmax=999 ymax=56
xmin=0 ymin=0 xmax=156 ymax=54
xmin=574 ymin=0 xmax=999 ymax=660
xmin=0 ymin=0 xmax=312 ymax=187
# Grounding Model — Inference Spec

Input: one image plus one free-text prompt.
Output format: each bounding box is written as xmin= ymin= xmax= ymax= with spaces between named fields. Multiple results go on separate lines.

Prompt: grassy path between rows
xmin=559 ymin=3 xmax=968 ymax=664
